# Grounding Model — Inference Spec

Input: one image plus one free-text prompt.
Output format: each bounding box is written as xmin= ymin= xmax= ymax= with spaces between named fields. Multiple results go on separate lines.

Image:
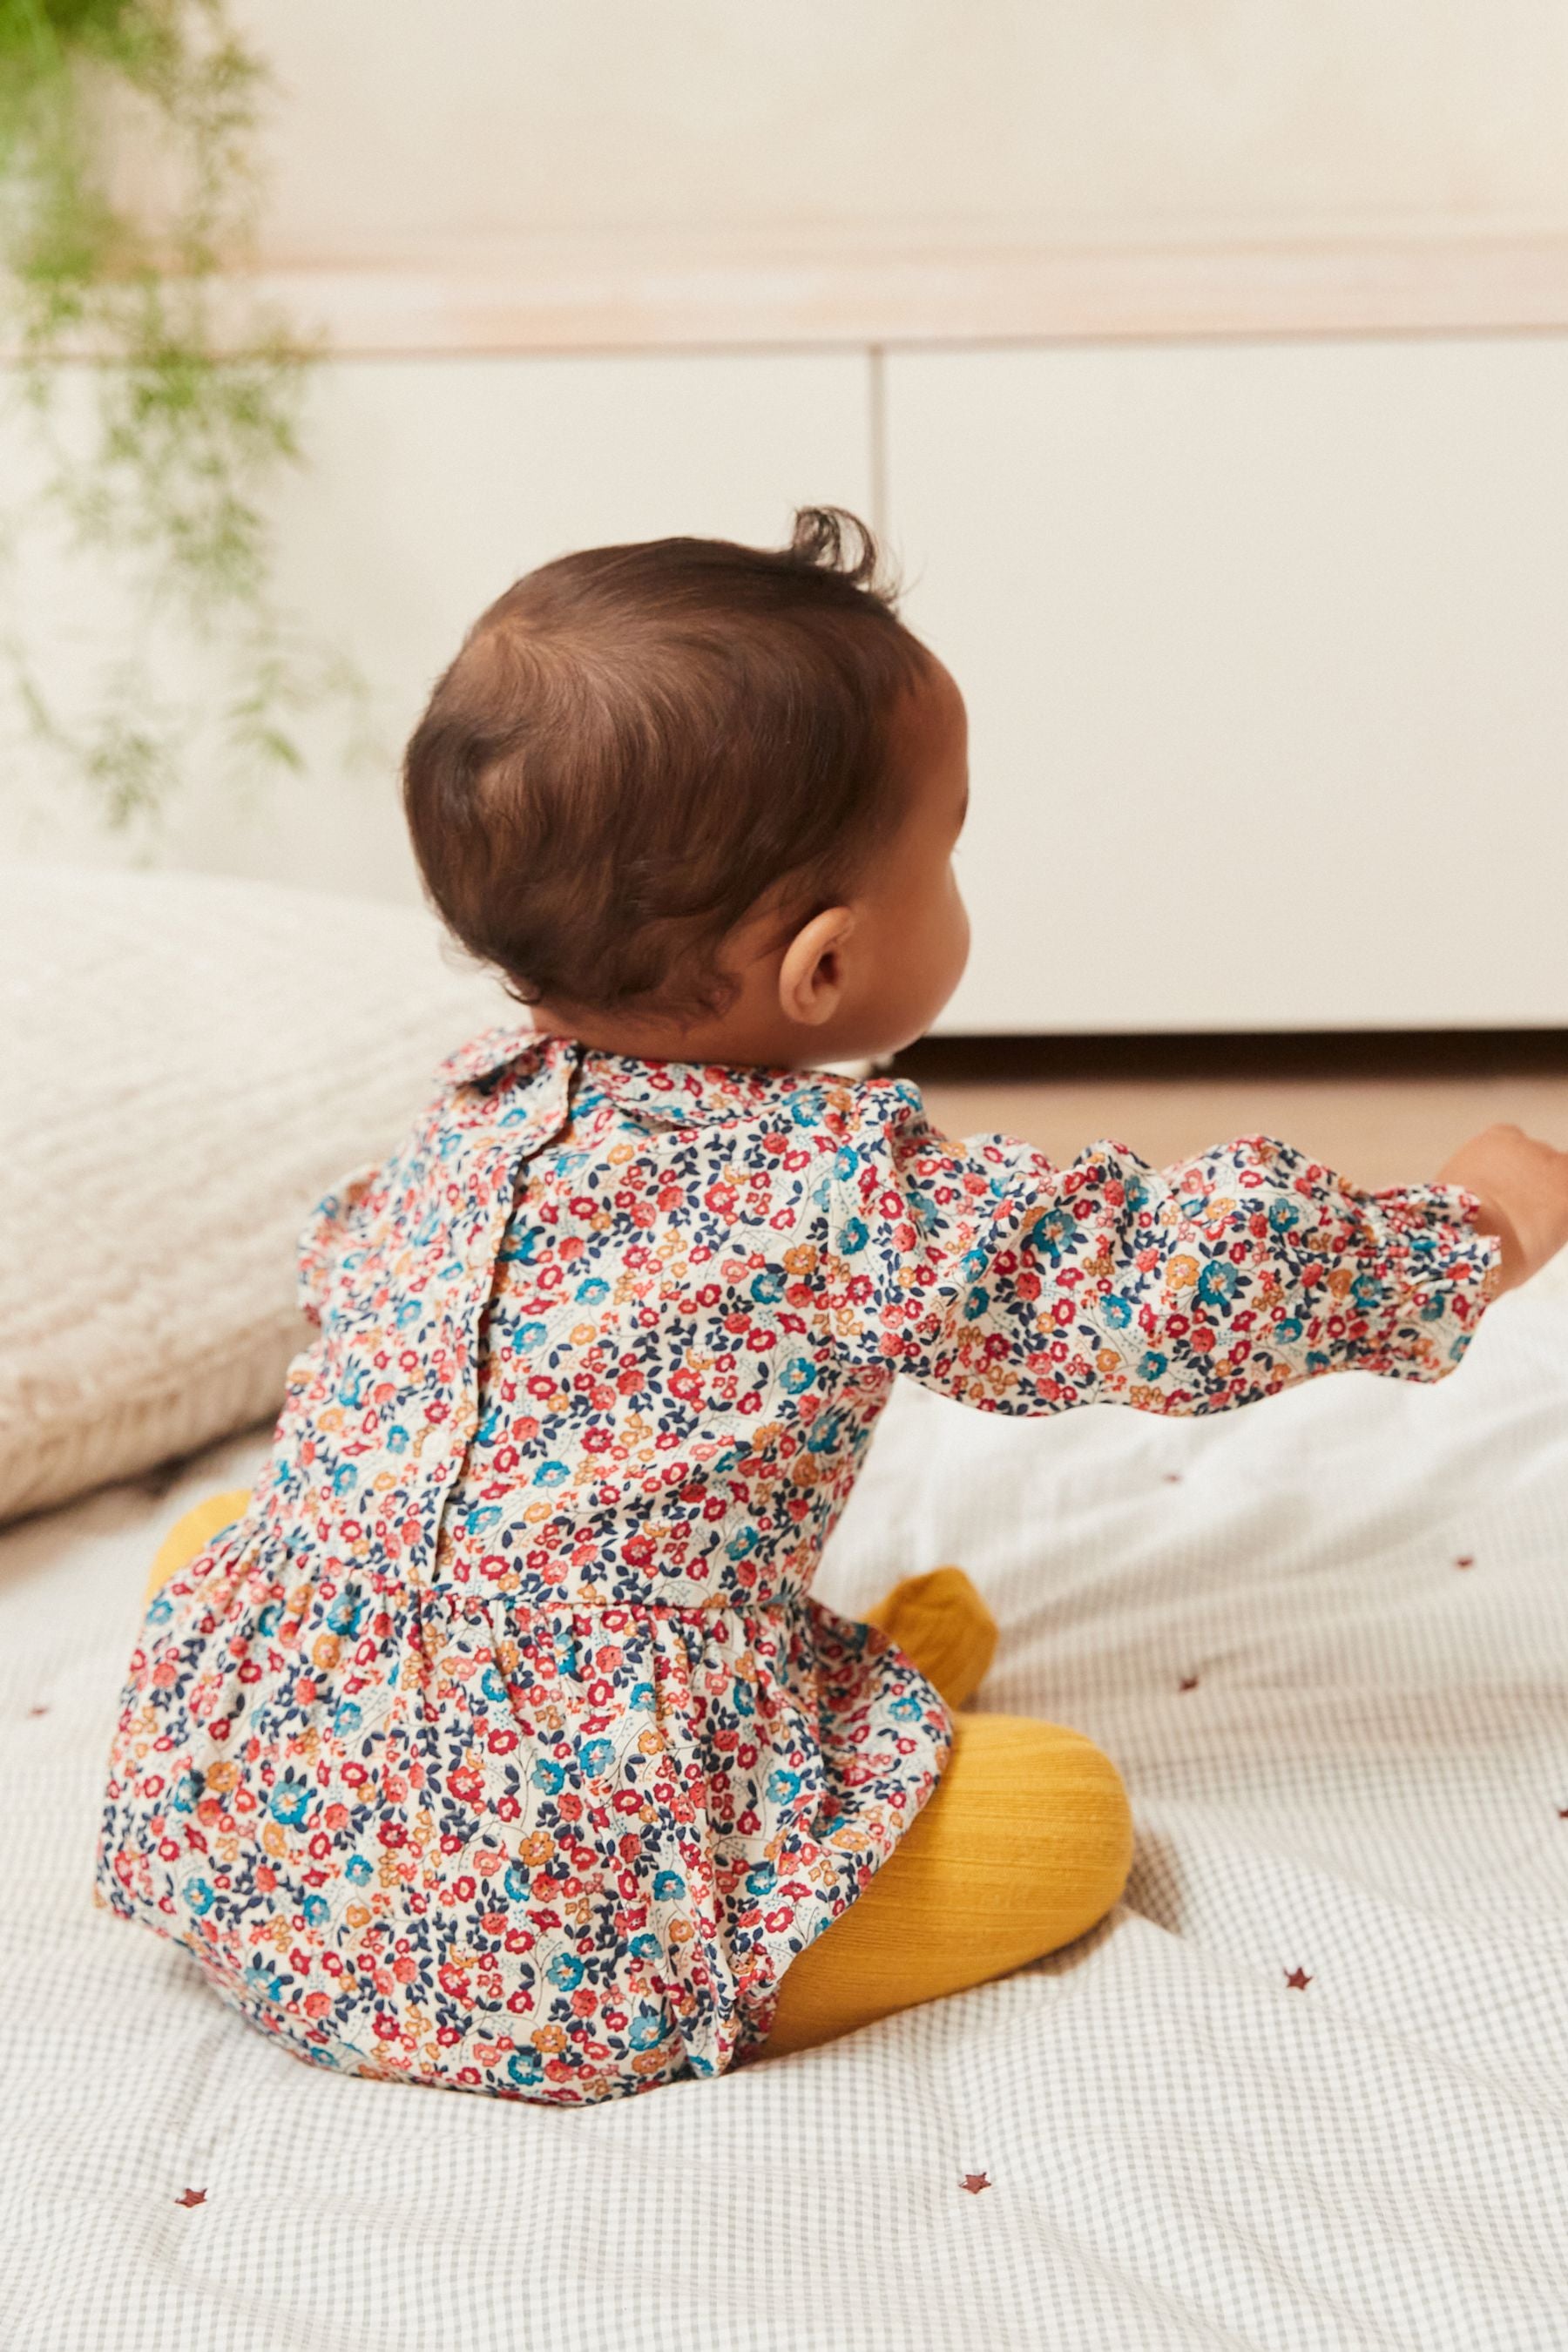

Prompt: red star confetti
xmin=173 ymin=2188 xmax=206 ymax=2208
xmin=1163 ymin=1474 xmax=1183 ymax=1485
xmin=1557 ymin=1807 xmax=1568 ymax=1821
xmin=28 ymin=1706 xmax=48 ymax=1718
xmin=961 ymin=2173 xmax=991 ymax=2194
xmin=1453 ymin=1556 xmax=1476 ymax=1571
xmin=1179 ymin=1675 xmax=1200 ymax=1692
xmin=1284 ymin=1968 xmax=1313 ymax=1992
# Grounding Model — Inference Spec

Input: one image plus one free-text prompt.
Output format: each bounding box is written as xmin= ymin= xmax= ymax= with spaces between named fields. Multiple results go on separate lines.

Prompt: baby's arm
xmin=1434 ymin=1124 xmax=1568 ymax=1294
xmin=823 ymin=1085 xmax=1558 ymax=1417
xmin=294 ymin=1160 xmax=382 ymax=1330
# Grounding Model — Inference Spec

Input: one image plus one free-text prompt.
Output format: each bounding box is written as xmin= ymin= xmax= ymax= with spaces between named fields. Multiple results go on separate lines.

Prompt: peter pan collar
xmin=432 ymin=1020 xmax=848 ymax=1126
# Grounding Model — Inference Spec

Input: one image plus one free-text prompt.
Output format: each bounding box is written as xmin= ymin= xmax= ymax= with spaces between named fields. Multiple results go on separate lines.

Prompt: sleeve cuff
xmin=1355 ymin=1179 xmax=1504 ymax=1382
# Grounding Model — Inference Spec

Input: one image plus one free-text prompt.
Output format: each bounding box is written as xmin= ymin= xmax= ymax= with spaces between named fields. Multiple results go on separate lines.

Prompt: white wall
xmin=237 ymin=1 xmax=1568 ymax=251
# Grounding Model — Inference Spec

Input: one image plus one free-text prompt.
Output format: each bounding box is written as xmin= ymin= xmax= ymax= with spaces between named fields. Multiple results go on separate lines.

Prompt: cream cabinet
xmin=887 ymin=337 xmax=1568 ymax=1033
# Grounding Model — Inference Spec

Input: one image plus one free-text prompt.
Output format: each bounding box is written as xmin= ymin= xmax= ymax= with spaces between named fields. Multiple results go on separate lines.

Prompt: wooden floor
xmin=899 ymin=1039 xmax=1568 ymax=1189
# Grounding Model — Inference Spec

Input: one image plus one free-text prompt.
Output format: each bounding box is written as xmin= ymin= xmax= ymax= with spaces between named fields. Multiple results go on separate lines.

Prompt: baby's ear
xmin=777 ymin=907 xmax=856 ymax=1028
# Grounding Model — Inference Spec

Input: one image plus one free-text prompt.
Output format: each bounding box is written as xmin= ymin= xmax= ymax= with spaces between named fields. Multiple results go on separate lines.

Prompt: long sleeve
xmin=821 ymin=1082 xmax=1501 ymax=1416
xmin=294 ymin=1160 xmax=382 ymax=1331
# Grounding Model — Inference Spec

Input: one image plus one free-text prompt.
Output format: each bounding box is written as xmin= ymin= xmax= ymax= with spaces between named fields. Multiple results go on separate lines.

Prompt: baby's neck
xmin=530 ymin=1003 xmax=821 ymax=1071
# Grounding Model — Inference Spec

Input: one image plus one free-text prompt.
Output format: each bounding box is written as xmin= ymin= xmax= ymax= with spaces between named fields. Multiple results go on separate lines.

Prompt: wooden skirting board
xmin=13 ymin=228 xmax=1568 ymax=362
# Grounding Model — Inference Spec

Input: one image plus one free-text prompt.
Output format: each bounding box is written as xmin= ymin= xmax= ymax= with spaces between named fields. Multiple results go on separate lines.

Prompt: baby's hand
xmin=1436 ymin=1124 xmax=1568 ymax=1294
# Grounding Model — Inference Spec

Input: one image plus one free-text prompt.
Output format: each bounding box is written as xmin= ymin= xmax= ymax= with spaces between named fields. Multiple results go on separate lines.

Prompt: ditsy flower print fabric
xmin=96 ymin=1026 xmax=1501 ymax=2102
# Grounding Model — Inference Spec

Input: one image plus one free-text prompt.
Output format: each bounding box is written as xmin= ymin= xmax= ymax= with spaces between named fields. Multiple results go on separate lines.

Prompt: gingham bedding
xmin=3 ymin=1263 xmax=1567 ymax=2350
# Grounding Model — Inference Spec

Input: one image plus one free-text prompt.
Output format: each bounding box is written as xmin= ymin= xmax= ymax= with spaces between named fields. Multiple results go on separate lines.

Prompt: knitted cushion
xmin=0 ymin=862 xmax=510 ymax=1526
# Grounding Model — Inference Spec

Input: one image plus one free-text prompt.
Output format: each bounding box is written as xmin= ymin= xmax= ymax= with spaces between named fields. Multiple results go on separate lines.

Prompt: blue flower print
xmin=839 ymin=1217 xmax=868 ymax=1254
xmin=244 ymin=1954 xmax=286 ymax=2003
xmin=766 ymin=1768 xmax=801 ymax=1804
xmin=186 ymin=1877 xmax=215 ymax=1916
xmin=345 ymin=1854 xmax=373 ymax=1886
xmin=1102 ymin=1294 xmax=1134 ymax=1330
xmin=627 ymin=2009 xmax=666 ymax=2050
xmin=1138 ymin=1349 xmax=1168 ymax=1381
xmin=1197 ymin=1260 xmax=1241 ymax=1309
xmin=533 ymin=1461 xmax=570 ymax=1489
xmin=1026 ymin=1204 xmax=1077 ymax=1260
xmin=507 ymin=2050 xmax=544 ymax=2086
xmin=531 ymin=1757 xmax=566 ymax=1794
xmin=780 ymin=1359 xmax=816 ymax=1396
xmin=332 ymin=1700 xmax=362 ymax=1737
xmin=547 ymin=1951 xmax=585 ymax=1990
xmin=325 ymin=1587 xmax=365 ymax=1638
xmin=302 ymin=1894 xmax=330 ymax=1928
xmin=578 ymin=1737 xmax=613 ymax=1779
xmin=268 ymin=1770 xmax=312 ymax=1826
xmin=652 ymin=1870 xmax=686 ymax=1901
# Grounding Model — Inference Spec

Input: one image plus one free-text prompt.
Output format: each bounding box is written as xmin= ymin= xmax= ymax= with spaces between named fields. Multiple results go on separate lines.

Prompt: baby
xmin=98 ymin=507 xmax=1568 ymax=2105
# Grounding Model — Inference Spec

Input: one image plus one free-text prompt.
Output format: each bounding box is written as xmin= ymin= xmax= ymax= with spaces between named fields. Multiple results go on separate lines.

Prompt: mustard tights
xmin=145 ymin=1498 xmax=1134 ymax=2060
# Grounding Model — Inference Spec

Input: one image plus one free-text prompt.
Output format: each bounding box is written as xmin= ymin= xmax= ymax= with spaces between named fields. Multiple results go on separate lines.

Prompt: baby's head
xmin=402 ymin=505 xmax=970 ymax=1066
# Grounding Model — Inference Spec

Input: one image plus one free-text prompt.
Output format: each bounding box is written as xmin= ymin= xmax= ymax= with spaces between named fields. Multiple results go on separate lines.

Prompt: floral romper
xmin=96 ymin=1024 xmax=1500 ymax=2102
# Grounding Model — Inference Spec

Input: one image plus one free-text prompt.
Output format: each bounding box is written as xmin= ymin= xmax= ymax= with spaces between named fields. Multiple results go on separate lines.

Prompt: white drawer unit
xmin=886 ymin=336 xmax=1568 ymax=1034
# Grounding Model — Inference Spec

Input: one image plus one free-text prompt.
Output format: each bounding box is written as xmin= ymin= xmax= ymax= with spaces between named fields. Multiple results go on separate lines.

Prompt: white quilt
xmin=3 ymin=1269 xmax=1567 ymax=2351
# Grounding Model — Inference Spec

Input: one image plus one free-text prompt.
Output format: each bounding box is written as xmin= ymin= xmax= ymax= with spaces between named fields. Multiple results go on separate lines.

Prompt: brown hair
xmin=401 ymin=504 xmax=933 ymax=1020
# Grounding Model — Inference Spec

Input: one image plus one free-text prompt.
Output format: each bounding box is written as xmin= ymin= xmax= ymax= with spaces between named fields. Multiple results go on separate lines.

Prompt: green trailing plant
xmin=0 ymin=0 xmax=369 ymax=834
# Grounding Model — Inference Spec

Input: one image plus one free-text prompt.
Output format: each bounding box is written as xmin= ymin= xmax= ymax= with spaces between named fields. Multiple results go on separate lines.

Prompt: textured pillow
xmin=0 ymin=862 xmax=512 ymax=1526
